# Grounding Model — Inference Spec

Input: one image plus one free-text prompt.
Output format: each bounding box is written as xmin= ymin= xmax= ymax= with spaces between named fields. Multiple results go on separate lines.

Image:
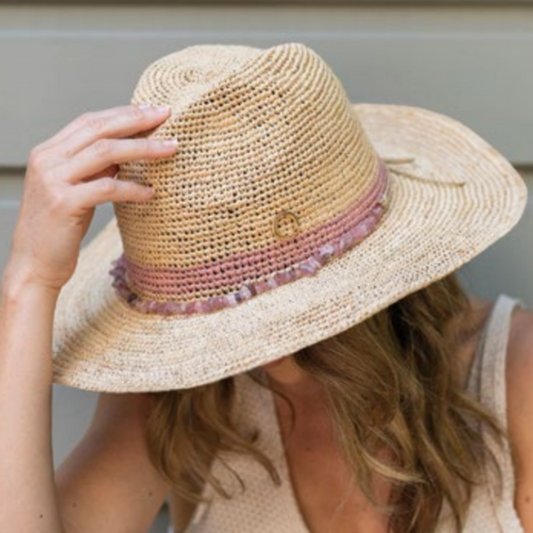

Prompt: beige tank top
xmin=168 ymin=293 xmax=526 ymax=533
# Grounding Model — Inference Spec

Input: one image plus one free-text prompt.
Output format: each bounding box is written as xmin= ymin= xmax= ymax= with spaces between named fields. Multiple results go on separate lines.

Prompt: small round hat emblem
xmin=272 ymin=210 xmax=300 ymax=240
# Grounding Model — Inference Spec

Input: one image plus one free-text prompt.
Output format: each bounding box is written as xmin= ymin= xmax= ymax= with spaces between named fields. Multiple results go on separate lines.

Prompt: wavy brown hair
xmin=145 ymin=272 xmax=507 ymax=532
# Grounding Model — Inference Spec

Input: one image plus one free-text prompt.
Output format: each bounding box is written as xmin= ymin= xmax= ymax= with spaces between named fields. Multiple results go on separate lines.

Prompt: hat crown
xmin=112 ymin=42 xmax=389 ymax=312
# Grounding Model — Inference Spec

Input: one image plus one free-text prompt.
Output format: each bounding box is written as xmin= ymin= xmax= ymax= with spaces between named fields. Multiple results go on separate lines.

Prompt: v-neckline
xmin=248 ymin=294 xmax=503 ymax=533
xmin=255 ymin=369 xmax=319 ymax=533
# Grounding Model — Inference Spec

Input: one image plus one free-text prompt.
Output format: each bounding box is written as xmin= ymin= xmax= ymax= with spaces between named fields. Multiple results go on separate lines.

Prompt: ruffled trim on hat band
xmin=108 ymin=160 xmax=391 ymax=316
xmin=120 ymin=160 xmax=389 ymax=297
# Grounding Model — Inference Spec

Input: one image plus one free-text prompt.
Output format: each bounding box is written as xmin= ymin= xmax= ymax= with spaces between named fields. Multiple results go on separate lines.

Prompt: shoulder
xmin=505 ymin=303 xmax=533 ymax=528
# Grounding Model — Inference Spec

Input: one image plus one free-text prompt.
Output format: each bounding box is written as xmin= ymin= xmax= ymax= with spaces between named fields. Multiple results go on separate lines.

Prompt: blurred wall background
xmin=0 ymin=2 xmax=532 ymax=531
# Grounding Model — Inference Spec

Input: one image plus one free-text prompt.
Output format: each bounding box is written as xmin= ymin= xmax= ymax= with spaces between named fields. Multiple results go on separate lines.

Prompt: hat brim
xmin=51 ymin=103 xmax=528 ymax=392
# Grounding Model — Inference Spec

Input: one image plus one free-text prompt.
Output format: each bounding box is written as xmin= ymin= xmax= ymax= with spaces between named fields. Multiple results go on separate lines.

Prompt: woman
xmin=1 ymin=44 xmax=533 ymax=533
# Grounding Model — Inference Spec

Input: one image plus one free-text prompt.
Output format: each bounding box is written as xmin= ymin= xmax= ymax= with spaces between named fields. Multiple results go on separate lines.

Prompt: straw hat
xmin=51 ymin=42 xmax=528 ymax=393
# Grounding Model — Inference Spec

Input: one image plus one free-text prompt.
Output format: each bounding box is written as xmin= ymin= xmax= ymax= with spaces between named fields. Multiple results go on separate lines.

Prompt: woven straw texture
xmin=51 ymin=42 xmax=528 ymax=392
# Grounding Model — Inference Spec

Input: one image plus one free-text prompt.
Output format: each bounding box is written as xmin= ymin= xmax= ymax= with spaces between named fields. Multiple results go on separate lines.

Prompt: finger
xmin=37 ymin=105 xmax=136 ymax=152
xmin=55 ymin=138 xmax=179 ymax=184
xmin=68 ymin=176 xmax=156 ymax=211
xmin=39 ymin=104 xmax=170 ymax=155
xmin=80 ymin=164 xmax=120 ymax=183
xmin=57 ymin=104 xmax=172 ymax=158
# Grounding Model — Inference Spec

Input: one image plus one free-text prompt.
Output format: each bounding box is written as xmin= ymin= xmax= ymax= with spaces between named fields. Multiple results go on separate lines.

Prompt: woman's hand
xmin=4 ymin=103 xmax=178 ymax=293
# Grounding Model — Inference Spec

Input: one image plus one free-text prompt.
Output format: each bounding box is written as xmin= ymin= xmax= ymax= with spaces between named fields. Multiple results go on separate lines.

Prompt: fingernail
xmin=162 ymin=139 xmax=179 ymax=148
xmin=137 ymin=103 xmax=170 ymax=113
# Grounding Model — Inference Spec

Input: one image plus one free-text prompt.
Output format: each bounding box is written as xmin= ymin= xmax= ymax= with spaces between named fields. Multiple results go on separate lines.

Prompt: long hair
xmin=144 ymin=272 xmax=506 ymax=532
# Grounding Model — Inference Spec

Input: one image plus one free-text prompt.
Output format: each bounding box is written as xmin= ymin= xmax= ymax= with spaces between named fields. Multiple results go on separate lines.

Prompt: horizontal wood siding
xmin=0 ymin=5 xmax=532 ymax=165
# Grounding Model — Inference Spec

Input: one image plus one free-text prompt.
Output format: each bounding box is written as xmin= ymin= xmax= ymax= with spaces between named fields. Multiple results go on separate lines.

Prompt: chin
xmin=259 ymin=355 xmax=304 ymax=385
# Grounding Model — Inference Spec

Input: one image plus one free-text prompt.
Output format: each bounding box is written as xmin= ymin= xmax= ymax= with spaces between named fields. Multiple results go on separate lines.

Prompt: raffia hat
xmin=51 ymin=42 xmax=528 ymax=393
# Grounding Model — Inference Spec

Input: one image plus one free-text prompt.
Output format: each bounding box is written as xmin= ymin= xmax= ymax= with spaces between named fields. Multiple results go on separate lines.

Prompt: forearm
xmin=0 ymin=266 xmax=66 ymax=533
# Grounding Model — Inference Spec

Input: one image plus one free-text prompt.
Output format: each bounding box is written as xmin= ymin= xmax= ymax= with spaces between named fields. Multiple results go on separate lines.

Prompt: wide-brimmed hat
xmin=51 ymin=42 xmax=528 ymax=393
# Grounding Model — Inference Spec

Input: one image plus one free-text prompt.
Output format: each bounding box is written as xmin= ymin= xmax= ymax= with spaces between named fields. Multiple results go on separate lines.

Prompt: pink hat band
xmin=108 ymin=158 xmax=390 ymax=316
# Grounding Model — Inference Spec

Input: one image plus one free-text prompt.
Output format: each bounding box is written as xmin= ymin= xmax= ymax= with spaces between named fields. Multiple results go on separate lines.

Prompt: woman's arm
xmin=0 ymin=102 xmax=180 ymax=533
xmin=0 ymin=274 xmax=173 ymax=533
xmin=0 ymin=274 xmax=66 ymax=532
xmin=507 ymin=307 xmax=533 ymax=530
xmin=55 ymin=391 xmax=173 ymax=533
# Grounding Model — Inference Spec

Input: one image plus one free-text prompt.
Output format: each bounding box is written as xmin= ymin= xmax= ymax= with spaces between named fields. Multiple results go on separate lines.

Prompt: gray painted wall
xmin=1 ymin=4 xmax=532 ymax=532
